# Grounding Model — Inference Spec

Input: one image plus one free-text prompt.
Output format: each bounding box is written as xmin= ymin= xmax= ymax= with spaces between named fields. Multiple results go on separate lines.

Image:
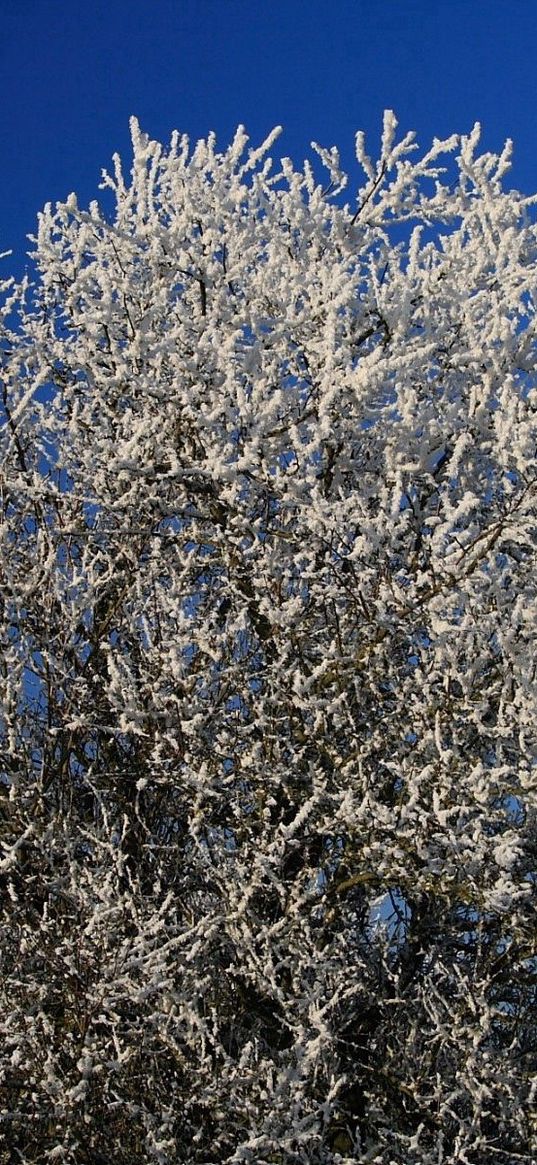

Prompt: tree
xmin=0 ymin=111 xmax=535 ymax=1164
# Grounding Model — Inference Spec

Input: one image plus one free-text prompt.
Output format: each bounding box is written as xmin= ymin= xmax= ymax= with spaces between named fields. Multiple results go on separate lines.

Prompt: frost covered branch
xmin=0 ymin=113 xmax=535 ymax=1164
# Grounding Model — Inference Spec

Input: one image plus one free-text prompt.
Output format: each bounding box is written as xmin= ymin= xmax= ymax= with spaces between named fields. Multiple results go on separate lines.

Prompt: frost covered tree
xmin=0 ymin=112 xmax=536 ymax=1164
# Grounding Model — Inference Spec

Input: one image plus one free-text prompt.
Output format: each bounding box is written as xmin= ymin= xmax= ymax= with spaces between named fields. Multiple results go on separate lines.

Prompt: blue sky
xmin=2 ymin=0 xmax=537 ymax=277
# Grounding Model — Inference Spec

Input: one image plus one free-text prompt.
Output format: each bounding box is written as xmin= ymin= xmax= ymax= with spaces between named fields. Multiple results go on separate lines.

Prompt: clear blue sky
xmin=2 ymin=0 xmax=537 ymax=276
